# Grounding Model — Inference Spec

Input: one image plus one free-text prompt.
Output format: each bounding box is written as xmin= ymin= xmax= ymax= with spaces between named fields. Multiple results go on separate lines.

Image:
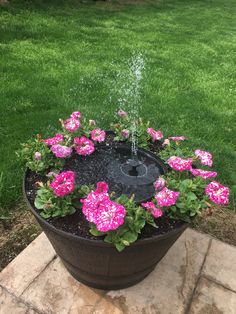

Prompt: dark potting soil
xmin=25 ymin=171 xmax=184 ymax=241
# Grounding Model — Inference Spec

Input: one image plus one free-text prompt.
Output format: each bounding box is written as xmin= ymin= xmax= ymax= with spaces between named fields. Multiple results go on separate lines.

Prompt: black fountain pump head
xmin=65 ymin=143 xmax=167 ymax=204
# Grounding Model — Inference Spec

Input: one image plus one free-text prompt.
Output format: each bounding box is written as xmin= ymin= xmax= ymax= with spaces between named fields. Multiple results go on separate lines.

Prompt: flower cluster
xmin=50 ymin=171 xmax=75 ymax=197
xmin=205 ymin=182 xmax=229 ymax=205
xmin=195 ymin=149 xmax=213 ymax=167
xmin=90 ymin=129 xmax=106 ymax=142
xmin=155 ymin=187 xmax=180 ymax=207
xmin=51 ymin=144 xmax=72 ymax=158
xmin=121 ymin=129 xmax=130 ymax=139
xmin=117 ymin=109 xmax=128 ymax=118
xmin=44 ymin=134 xmax=64 ymax=146
xmin=154 ymin=177 xmax=165 ymax=191
xmin=147 ymin=128 xmax=163 ymax=142
xmin=74 ymin=136 xmax=95 ymax=156
xmin=141 ymin=202 xmax=163 ymax=218
xmin=168 ymin=156 xmax=193 ymax=172
xmin=169 ymin=136 xmax=186 ymax=141
xmin=81 ymin=182 xmax=126 ymax=232
xmin=190 ymin=168 xmax=217 ymax=179
xmin=63 ymin=111 xmax=81 ymax=133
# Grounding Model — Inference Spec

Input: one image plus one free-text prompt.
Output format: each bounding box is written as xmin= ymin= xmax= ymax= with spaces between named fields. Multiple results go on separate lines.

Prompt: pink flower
xmin=91 ymin=129 xmax=106 ymax=142
xmin=81 ymin=182 xmax=126 ymax=231
xmin=117 ymin=109 xmax=128 ymax=118
xmin=96 ymin=182 xmax=109 ymax=193
xmin=167 ymin=156 xmax=193 ymax=172
xmin=89 ymin=119 xmax=96 ymax=126
xmin=44 ymin=134 xmax=64 ymax=146
xmin=95 ymin=200 xmax=126 ymax=232
xmin=121 ymin=129 xmax=130 ymax=139
xmin=141 ymin=202 xmax=163 ymax=218
xmin=195 ymin=149 xmax=213 ymax=167
xmin=74 ymin=136 xmax=95 ymax=156
xmin=154 ymin=177 xmax=165 ymax=191
xmin=51 ymin=144 xmax=72 ymax=158
xmin=50 ymin=171 xmax=75 ymax=197
xmin=205 ymin=182 xmax=229 ymax=205
xmin=34 ymin=152 xmax=41 ymax=160
xmin=169 ymin=136 xmax=186 ymax=141
xmin=70 ymin=111 xmax=81 ymax=119
xmin=191 ymin=168 xmax=217 ymax=179
xmin=155 ymin=187 xmax=180 ymax=207
xmin=64 ymin=118 xmax=80 ymax=133
xmin=81 ymin=190 xmax=109 ymax=223
xmin=147 ymin=128 xmax=164 ymax=142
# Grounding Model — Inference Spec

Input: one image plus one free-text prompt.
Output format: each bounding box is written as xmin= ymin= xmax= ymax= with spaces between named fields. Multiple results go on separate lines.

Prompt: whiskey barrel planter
xmin=23 ymin=176 xmax=187 ymax=290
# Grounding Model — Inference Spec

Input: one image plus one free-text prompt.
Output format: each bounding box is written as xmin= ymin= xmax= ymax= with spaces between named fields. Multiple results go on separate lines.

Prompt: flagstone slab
xmin=98 ymin=229 xmax=211 ymax=314
xmin=0 ymin=286 xmax=37 ymax=314
xmin=21 ymin=258 xmax=105 ymax=314
xmin=0 ymin=232 xmax=56 ymax=297
xmin=189 ymin=277 xmax=236 ymax=314
xmin=202 ymin=239 xmax=236 ymax=292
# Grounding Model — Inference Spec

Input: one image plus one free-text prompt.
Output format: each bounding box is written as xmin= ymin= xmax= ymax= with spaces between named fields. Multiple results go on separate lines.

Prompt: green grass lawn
xmin=0 ymin=0 xmax=236 ymax=215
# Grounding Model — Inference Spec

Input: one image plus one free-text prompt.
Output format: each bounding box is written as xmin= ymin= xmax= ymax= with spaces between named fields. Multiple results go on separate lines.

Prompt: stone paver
xmin=104 ymin=228 xmax=210 ymax=314
xmin=202 ymin=239 xmax=236 ymax=292
xmin=0 ymin=233 xmax=56 ymax=297
xmin=21 ymin=258 xmax=104 ymax=314
xmin=0 ymin=286 xmax=37 ymax=314
xmin=189 ymin=277 xmax=236 ymax=314
xmin=1 ymin=229 xmax=236 ymax=313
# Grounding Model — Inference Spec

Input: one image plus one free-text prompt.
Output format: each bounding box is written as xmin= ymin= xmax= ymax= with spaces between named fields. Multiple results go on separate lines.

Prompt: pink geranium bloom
xmin=147 ymin=128 xmax=164 ymax=142
xmin=154 ymin=177 xmax=165 ymax=191
xmin=191 ymin=168 xmax=217 ymax=179
xmin=81 ymin=181 xmax=125 ymax=231
xmin=91 ymin=129 xmax=106 ymax=142
xmin=141 ymin=201 xmax=163 ymax=218
xmin=168 ymin=156 xmax=193 ymax=172
xmin=117 ymin=109 xmax=128 ymax=118
xmin=195 ymin=149 xmax=213 ymax=167
xmin=121 ymin=129 xmax=130 ymax=139
xmin=205 ymin=181 xmax=229 ymax=205
xmin=70 ymin=111 xmax=81 ymax=119
xmin=34 ymin=152 xmax=41 ymax=160
xmin=169 ymin=136 xmax=186 ymax=141
xmin=50 ymin=171 xmax=75 ymax=197
xmin=155 ymin=187 xmax=180 ymax=207
xmin=44 ymin=134 xmax=64 ymax=146
xmin=74 ymin=136 xmax=95 ymax=156
xmin=64 ymin=118 xmax=80 ymax=133
xmin=81 ymin=190 xmax=109 ymax=223
xmin=95 ymin=200 xmax=126 ymax=232
xmin=96 ymin=182 xmax=109 ymax=193
xmin=51 ymin=144 xmax=72 ymax=158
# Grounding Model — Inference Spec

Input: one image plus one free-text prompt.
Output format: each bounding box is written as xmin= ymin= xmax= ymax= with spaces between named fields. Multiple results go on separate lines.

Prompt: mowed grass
xmin=0 ymin=0 xmax=236 ymax=214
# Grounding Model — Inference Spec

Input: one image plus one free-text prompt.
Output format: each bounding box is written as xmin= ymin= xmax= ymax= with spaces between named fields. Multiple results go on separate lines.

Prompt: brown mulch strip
xmin=0 ymin=204 xmax=41 ymax=271
xmin=192 ymin=206 xmax=236 ymax=246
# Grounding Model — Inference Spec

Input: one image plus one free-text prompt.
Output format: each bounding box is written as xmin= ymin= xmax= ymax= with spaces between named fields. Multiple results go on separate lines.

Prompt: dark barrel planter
xmin=23 ymin=177 xmax=187 ymax=290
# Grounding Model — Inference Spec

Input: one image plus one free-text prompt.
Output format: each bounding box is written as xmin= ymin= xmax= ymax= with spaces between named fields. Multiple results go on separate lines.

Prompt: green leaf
xmin=188 ymin=192 xmax=197 ymax=201
xmin=115 ymin=243 xmax=125 ymax=252
xmin=34 ymin=197 xmax=44 ymax=209
xmin=122 ymin=231 xmax=138 ymax=244
xmin=89 ymin=226 xmax=104 ymax=237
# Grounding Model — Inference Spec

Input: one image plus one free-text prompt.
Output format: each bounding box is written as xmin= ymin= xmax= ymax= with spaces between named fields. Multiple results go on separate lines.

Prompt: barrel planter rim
xmin=23 ymin=170 xmax=188 ymax=248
